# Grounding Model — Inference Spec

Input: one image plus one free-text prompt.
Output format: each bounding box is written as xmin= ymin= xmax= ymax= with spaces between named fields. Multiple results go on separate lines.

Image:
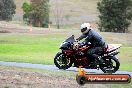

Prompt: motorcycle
xmin=54 ymin=35 xmax=121 ymax=73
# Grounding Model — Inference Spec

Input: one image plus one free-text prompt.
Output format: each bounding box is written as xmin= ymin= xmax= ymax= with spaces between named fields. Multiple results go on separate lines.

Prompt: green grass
xmin=0 ymin=30 xmax=132 ymax=71
xmin=118 ymin=47 xmax=132 ymax=71
xmin=106 ymin=83 xmax=132 ymax=88
xmin=0 ymin=34 xmax=64 ymax=64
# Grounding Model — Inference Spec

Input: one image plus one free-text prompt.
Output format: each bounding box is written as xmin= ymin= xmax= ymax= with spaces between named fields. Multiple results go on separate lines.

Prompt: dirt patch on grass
xmin=0 ymin=67 xmax=108 ymax=88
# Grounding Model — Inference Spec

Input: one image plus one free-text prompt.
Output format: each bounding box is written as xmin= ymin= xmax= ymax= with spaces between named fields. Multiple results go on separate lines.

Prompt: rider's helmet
xmin=80 ymin=23 xmax=91 ymax=34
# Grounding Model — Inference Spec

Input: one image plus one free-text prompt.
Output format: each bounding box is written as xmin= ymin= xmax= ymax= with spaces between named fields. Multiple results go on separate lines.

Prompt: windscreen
xmin=64 ymin=35 xmax=75 ymax=43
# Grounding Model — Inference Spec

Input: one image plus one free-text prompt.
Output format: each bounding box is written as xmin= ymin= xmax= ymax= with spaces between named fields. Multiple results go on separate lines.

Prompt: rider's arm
xmin=76 ymin=34 xmax=87 ymax=41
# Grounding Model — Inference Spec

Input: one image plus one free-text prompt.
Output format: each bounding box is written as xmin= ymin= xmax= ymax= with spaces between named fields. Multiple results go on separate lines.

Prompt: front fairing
xmin=60 ymin=42 xmax=71 ymax=49
xmin=60 ymin=35 xmax=75 ymax=49
xmin=64 ymin=35 xmax=75 ymax=43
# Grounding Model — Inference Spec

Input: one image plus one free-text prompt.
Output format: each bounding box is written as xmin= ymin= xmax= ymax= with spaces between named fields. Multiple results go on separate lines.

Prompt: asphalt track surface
xmin=0 ymin=61 xmax=132 ymax=77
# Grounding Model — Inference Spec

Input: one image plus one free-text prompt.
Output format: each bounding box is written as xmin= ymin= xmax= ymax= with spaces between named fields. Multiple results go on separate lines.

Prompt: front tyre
xmin=100 ymin=56 xmax=120 ymax=73
xmin=54 ymin=52 xmax=73 ymax=70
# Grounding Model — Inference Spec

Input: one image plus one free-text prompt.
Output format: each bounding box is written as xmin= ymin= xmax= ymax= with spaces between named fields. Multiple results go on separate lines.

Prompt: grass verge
xmin=0 ymin=30 xmax=131 ymax=71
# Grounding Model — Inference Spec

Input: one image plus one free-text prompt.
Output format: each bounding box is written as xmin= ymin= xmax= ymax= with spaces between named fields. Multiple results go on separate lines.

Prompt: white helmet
xmin=80 ymin=23 xmax=91 ymax=34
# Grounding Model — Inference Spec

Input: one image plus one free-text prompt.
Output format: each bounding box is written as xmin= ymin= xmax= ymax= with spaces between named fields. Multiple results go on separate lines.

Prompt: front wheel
xmin=100 ymin=56 xmax=120 ymax=73
xmin=54 ymin=52 xmax=73 ymax=70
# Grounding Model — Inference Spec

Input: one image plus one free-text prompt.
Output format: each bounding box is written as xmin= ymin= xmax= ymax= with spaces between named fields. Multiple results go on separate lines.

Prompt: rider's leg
xmin=87 ymin=47 xmax=104 ymax=64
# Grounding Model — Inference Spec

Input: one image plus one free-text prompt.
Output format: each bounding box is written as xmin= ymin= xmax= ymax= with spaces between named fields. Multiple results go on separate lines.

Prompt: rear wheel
xmin=100 ymin=56 xmax=120 ymax=73
xmin=54 ymin=52 xmax=73 ymax=69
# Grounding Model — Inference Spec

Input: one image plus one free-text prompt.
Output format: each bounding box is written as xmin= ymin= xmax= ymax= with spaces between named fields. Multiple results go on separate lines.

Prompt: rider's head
xmin=80 ymin=23 xmax=91 ymax=34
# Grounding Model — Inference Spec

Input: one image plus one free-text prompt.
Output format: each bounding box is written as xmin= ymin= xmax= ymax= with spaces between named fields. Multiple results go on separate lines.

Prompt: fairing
xmin=60 ymin=35 xmax=75 ymax=49
xmin=107 ymin=44 xmax=122 ymax=52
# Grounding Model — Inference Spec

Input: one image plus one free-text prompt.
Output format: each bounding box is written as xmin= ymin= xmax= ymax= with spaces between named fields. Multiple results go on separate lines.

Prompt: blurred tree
xmin=22 ymin=2 xmax=32 ymax=24
xmin=97 ymin=0 xmax=132 ymax=33
xmin=0 ymin=0 xmax=16 ymax=21
xmin=22 ymin=0 xmax=49 ymax=27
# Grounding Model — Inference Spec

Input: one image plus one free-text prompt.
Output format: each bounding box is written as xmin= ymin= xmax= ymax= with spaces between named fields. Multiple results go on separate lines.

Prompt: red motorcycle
xmin=54 ymin=35 xmax=121 ymax=73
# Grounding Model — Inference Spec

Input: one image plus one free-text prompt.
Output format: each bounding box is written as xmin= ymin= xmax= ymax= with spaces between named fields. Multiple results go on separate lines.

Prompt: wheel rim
xmin=101 ymin=58 xmax=118 ymax=73
xmin=56 ymin=54 xmax=71 ymax=67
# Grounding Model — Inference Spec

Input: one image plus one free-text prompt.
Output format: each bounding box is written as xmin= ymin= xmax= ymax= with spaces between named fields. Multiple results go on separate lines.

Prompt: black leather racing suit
xmin=76 ymin=29 xmax=107 ymax=63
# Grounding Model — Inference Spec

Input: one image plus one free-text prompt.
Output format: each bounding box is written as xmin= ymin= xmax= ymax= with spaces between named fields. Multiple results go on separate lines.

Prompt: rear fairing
xmin=103 ymin=44 xmax=122 ymax=57
xmin=106 ymin=44 xmax=122 ymax=53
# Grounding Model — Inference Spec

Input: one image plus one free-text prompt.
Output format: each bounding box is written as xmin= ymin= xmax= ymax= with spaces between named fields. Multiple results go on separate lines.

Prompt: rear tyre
xmin=54 ymin=52 xmax=73 ymax=70
xmin=100 ymin=56 xmax=120 ymax=73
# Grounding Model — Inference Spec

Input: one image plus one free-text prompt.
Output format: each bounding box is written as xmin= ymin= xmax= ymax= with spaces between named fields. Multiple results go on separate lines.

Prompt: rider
xmin=76 ymin=23 xmax=107 ymax=64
